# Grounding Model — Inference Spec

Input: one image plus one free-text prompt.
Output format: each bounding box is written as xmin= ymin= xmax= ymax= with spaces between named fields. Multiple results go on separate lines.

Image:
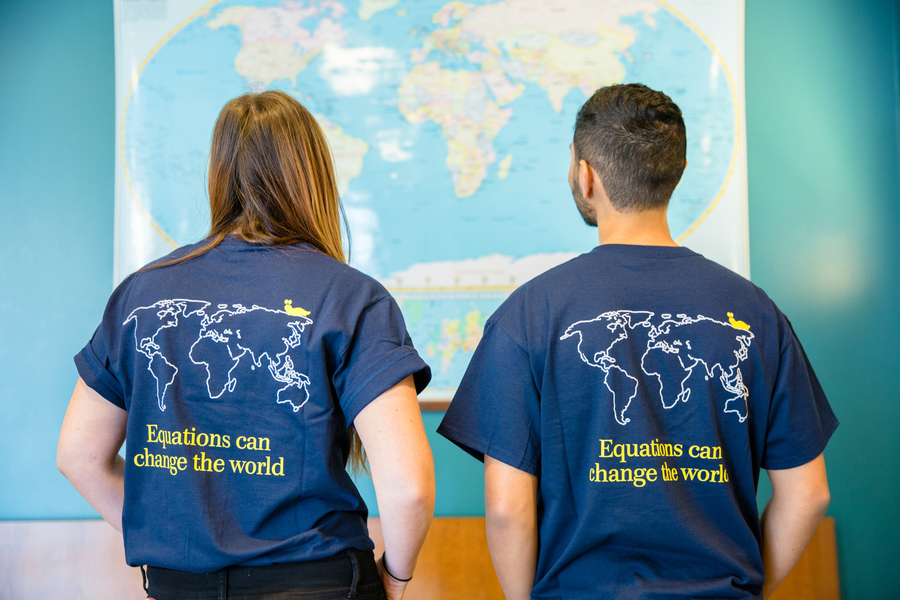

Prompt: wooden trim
xmin=368 ymin=517 xmax=504 ymax=599
xmin=0 ymin=520 xmax=144 ymax=599
xmin=769 ymin=517 xmax=840 ymax=600
xmin=0 ymin=517 xmax=839 ymax=600
xmin=419 ymin=399 xmax=451 ymax=412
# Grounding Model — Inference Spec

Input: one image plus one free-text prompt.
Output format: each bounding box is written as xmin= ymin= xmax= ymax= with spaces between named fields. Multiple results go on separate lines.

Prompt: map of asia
xmin=115 ymin=0 xmax=747 ymax=398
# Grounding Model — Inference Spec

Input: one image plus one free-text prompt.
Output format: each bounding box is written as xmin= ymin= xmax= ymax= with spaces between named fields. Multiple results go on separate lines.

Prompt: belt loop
xmin=347 ymin=549 xmax=360 ymax=598
xmin=219 ymin=568 xmax=228 ymax=600
xmin=141 ymin=565 xmax=149 ymax=595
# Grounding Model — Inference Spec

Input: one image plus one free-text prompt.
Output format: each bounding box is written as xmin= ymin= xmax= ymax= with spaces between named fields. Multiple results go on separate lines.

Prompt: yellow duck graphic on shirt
xmin=727 ymin=312 xmax=750 ymax=330
xmin=284 ymin=299 xmax=311 ymax=317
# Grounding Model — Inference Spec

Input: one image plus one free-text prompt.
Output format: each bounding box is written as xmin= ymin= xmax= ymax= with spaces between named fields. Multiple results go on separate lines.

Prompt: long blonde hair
xmin=150 ymin=91 xmax=367 ymax=473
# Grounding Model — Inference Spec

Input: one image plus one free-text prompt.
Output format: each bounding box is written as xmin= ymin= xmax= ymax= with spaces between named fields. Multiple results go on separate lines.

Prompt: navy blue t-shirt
xmin=438 ymin=244 xmax=837 ymax=600
xmin=75 ymin=236 xmax=431 ymax=572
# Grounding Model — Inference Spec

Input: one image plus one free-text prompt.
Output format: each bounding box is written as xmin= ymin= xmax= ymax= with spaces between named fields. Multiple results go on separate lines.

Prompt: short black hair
xmin=573 ymin=83 xmax=686 ymax=212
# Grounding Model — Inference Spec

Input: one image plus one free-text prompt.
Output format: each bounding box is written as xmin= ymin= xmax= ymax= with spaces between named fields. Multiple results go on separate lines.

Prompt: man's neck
xmin=596 ymin=207 xmax=677 ymax=247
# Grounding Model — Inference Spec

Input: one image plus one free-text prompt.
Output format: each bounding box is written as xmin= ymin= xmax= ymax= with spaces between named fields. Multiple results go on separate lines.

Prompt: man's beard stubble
xmin=569 ymin=171 xmax=598 ymax=227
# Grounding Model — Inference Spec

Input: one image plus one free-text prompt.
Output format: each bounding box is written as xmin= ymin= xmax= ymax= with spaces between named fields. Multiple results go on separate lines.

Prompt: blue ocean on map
xmin=123 ymin=0 xmax=737 ymax=394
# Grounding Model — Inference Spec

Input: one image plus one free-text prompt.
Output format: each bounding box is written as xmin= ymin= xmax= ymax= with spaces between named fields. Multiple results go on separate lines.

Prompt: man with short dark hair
xmin=438 ymin=83 xmax=836 ymax=600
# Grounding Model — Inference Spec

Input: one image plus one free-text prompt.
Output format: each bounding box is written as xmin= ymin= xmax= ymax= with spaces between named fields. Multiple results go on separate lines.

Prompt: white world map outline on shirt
xmin=560 ymin=310 xmax=754 ymax=425
xmin=124 ymin=299 xmax=314 ymax=413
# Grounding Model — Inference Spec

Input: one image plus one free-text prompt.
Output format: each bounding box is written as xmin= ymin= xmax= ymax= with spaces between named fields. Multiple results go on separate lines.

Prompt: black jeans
xmin=144 ymin=549 xmax=387 ymax=600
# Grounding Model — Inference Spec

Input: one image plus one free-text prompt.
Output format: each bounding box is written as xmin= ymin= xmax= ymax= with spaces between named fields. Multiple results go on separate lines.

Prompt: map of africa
xmin=126 ymin=299 xmax=314 ymax=412
xmin=560 ymin=311 xmax=753 ymax=425
xmin=117 ymin=0 xmax=743 ymax=396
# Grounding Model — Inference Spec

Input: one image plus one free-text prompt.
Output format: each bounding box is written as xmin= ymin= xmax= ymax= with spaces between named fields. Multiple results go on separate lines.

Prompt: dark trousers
xmin=144 ymin=549 xmax=387 ymax=600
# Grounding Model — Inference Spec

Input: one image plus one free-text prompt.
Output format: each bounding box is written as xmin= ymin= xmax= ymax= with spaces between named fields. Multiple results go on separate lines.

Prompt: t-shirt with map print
xmin=75 ymin=236 xmax=431 ymax=572
xmin=438 ymin=244 xmax=837 ymax=599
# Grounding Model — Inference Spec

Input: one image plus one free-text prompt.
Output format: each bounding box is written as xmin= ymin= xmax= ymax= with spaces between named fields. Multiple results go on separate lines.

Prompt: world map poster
xmin=114 ymin=0 xmax=748 ymax=399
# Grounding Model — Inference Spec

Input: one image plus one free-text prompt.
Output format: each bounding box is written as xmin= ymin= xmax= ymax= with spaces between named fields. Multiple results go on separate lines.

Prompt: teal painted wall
xmin=744 ymin=2 xmax=900 ymax=598
xmin=0 ymin=0 xmax=115 ymax=518
xmin=1 ymin=1 xmax=898 ymax=598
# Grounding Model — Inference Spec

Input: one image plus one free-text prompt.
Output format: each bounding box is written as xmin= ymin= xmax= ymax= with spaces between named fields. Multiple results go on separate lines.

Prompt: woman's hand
xmin=377 ymin=554 xmax=409 ymax=600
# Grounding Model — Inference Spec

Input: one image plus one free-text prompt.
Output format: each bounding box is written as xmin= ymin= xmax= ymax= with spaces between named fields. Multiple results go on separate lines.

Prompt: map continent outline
xmin=125 ymin=299 xmax=315 ymax=413
xmin=560 ymin=310 xmax=754 ymax=425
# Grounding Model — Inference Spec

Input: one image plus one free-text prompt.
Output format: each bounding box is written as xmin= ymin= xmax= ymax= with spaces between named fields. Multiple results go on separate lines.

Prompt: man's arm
xmin=760 ymin=452 xmax=831 ymax=599
xmin=57 ymin=378 xmax=128 ymax=532
xmin=353 ymin=376 xmax=435 ymax=600
xmin=484 ymin=455 xmax=539 ymax=600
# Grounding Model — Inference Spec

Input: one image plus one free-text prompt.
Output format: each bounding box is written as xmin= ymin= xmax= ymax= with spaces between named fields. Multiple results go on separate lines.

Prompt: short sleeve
xmin=438 ymin=321 xmax=541 ymax=475
xmin=74 ymin=286 xmax=130 ymax=411
xmin=75 ymin=335 xmax=127 ymax=410
xmin=762 ymin=315 xmax=838 ymax=470
xmin=332 ymin=296 xmax=431 ymax=425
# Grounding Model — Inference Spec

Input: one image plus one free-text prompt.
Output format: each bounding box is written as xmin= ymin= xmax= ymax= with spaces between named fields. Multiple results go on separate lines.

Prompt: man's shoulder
xmin=505 ymin=245 xmax=767 ymax=297
xmin=490 ymin=252 xmax=591 ymax=318
xmin=509 ymin=251 xmax=599 ymax=296
xmin=685 ymin=251 xmax=778 ymax=309
xmin=490 ymin=245 xmax=781 ymax=332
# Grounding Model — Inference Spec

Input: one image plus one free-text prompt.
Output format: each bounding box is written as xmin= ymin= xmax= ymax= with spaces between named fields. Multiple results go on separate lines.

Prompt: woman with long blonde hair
xmin=58 ymin=91 xmax=434 ymax=600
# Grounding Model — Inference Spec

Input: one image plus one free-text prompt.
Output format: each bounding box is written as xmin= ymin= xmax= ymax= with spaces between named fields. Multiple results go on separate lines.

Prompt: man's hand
xmin=484 ymin=455 xmax=539 ymax=600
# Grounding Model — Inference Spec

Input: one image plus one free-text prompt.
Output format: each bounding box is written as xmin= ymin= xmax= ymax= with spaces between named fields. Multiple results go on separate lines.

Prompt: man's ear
xmin=579 ymin=159 xmax=593 ymax=200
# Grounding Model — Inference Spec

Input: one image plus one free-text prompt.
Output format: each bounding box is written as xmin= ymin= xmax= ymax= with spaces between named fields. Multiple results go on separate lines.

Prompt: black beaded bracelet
xmin=380 ymin=553 xmax=412 ymax=582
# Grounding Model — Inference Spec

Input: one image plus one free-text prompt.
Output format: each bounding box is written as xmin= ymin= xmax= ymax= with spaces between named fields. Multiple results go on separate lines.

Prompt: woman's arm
xmin=760 ymin=453 xmax=831 ymax=599
xmin=57 ymin=378 xmax=128 ymax=532
xmin=353 ymin=375 xmax=435 ymax=599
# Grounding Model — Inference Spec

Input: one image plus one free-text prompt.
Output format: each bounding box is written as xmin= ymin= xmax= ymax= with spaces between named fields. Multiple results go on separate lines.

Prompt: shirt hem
xmin=74 ymin=348 xmax=127 ymax=410
xmin=761 ymin=416 xmax=838 ymax=471
xmin=437 ymin=422 xmax=538 ymax=475
xmin=342 ymin=350 xmax=431 ymax=425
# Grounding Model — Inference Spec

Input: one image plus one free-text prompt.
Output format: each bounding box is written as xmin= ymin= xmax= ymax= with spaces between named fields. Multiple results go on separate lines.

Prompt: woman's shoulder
xmin=311 ymin=253 xmax=393 ymax=302
xmin=141 ymin=238 xmax=213 ymax=269
xmin=122 ymin=238 xmax=396 ymax=314
xmin=240 ymin=241 xmax=396 ymax=307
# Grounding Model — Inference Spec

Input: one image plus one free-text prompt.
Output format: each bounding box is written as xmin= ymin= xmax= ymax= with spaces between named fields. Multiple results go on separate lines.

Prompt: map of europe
xmin=125 ymin=299 xmax=314 ymax=412
xmin=119 ymin=0 xmax=740 ymax=396
xmin=560 ymin=311 xmax=754 ymax=425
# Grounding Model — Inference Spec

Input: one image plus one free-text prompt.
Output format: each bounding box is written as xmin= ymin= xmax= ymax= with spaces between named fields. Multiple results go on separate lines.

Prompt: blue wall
xmin=745 ymin=2 xmax=900 ymax=598
xmin=0 ymin=0 xmax=115 ymax=518
xmin=2 ymin=1 xmax=899 ymax=598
